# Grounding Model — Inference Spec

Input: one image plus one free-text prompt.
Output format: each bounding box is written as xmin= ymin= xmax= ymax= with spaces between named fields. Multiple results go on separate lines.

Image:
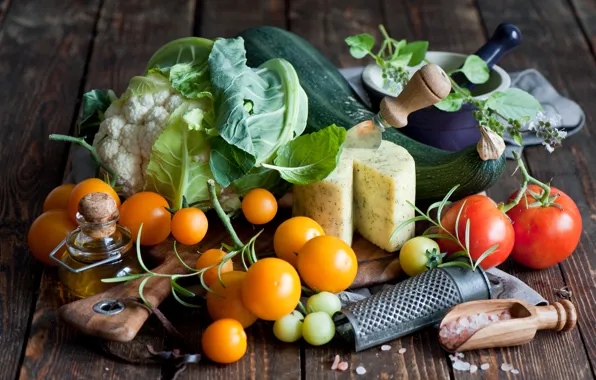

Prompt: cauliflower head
xmin=93 ymin=76 xmax=189 ymax=196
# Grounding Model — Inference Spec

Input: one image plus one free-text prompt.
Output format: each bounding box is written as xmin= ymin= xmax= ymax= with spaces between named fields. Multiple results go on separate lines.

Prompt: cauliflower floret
xmin=123 ymin=94 xmax=155 ymax=124
xmin=164 ymin=94 xmax=185 ymax=113
xmin=94 ymin=93 xmax=178 ymax=196
xmin=153 ymin=89 xmax=171 ymax=106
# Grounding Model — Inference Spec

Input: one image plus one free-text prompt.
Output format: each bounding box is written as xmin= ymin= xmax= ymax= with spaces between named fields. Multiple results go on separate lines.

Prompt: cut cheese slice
xmin=347 ymin=140 xmax=415 ymax=252
xmin=292 ymin=152 xmax=354 ymax=245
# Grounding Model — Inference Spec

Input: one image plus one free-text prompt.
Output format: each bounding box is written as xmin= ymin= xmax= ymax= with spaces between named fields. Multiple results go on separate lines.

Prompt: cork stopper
xmin=78 ymin=192 xmax=118 ymax=238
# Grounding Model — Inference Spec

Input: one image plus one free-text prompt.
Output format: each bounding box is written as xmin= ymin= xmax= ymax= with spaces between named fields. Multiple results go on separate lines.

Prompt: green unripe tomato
xmin=273 ymin=310 xmax=304 ymax=343
xmin=399 ymin=236 xmax=441 ymax=277
xmin=302 ymin=311 xmax=335 ymax=346
xmin=306 ymin=292 xmax=342 ymax=317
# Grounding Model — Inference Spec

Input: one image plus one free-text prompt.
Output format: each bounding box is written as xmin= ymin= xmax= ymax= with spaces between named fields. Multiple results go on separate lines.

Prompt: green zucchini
xmin=238 ymin=26 xmax=505 ymax=202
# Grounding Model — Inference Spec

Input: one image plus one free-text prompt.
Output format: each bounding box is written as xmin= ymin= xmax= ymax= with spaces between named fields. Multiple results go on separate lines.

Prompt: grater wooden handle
xmin=380 ymin=63 xmax=451 ymax=128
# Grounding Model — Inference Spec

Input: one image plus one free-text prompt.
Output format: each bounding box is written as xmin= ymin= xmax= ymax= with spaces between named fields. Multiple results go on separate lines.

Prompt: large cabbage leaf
xmin=145 ymin=101 xmax=215 ymax=209
xmin=207 ymin=37 xmax=308 ymax=186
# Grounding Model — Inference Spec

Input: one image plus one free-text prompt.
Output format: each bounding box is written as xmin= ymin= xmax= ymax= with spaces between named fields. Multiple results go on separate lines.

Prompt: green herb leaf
xmin=388 ymin=53 xmax=413 ymax=67
xmin=434 ymin=93 xmax=465 ymax=112
xmin=171 ymin=277 xmax=196 ymax=297
xmin=486 ymin=88 xmax=543 ymax=120
xmin=437 ymin=184 xmax=459 ymax=225
xmin=438 ymin=261 xmax=474 ymax=270
xmin=172 ymin=288 xmax=203 ymax=308
xmin=473 ymin=244 xmax=499 ymax=269
xmin=139 ymin=276 xmax=154 ymax=308
xmin=460 ymin=55 xmax=490 ymax=84
xmin=400 ymin=41 xmax=429 ymax=66
xmin=262 ymin=124 xmax=346 ymax=185
xmin=511 ymin=130 xmax=523 ymax=146
xmin=101 ymin=273 xmax=146 ymax=283
xmin=446 ymin=250 xmax=469 ymax=261
xmin=345 ymin=34 xmax=375 ymax=59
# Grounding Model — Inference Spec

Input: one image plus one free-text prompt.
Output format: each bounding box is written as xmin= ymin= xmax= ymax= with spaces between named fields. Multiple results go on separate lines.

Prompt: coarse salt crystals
xmin=439 ymin=311 xmax=512 ymax=350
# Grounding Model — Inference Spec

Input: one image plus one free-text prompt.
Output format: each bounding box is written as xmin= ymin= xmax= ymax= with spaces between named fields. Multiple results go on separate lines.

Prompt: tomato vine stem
xmin=207 ymin=179 xmax=244 ymax=249
xmin=49 ymin=134 xmax=118 ymax=188
xmin=499 ymin=151 xmax=557 ymax=213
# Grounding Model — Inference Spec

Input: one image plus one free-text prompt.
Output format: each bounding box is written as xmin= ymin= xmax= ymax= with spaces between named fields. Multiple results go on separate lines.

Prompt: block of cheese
xmin=348 ymin=141 xmax=416 ymax=252
xmin=292 ymin=152 xmax=354 ymax=245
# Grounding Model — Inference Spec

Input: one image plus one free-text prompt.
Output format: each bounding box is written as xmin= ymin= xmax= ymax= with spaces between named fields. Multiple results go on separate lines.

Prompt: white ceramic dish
xmin=362 ymin=51 xmax=511 ymax=101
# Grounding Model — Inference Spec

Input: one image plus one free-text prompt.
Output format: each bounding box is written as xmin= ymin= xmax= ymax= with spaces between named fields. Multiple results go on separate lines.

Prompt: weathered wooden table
xmin=2 ymin=0 xmax=595 ymax=379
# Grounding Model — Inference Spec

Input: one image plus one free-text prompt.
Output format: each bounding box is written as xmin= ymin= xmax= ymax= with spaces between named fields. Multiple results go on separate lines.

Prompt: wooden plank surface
xmin=0 ymin=0 xmax=101 ymax=378
xmin=476 ymin=0 xmax=596 ymax=378
xmin=287 ymin=1 xmax=451 ymax=379
xmin=20 ymin=0 xmax=198 ymax=379
xmin=569 ymin=0 xmax=596 ymax=57
xmin=200 ymin=0 xmax=286 ymax=39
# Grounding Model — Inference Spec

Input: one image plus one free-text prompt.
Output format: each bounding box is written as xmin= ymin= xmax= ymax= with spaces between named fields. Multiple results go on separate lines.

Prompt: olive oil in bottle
xmin=52 ymin=192 xmax=142 ymax=298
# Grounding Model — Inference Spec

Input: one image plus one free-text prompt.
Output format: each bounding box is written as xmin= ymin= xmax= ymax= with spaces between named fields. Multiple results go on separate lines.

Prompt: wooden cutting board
xmin=59 ymin=208 xmax=403 ymax=342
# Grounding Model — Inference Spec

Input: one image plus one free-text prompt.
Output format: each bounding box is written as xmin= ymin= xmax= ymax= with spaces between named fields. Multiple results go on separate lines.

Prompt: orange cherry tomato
xmin=273 ymin=217 xmax=325 ymax=267
xmin=196 ymin=249 xmax=233 ymax=287
xmin=207 ymin=271 xmax=257 ymax=328
xmin=28 ymin=209 xmax=77 ymax=266
xmin=67 ymin=178 xmax=120 ymax=222
xmin=119 ymin=192 xmax=170 ymax=246
xmin=43 ymin=184 xmax=75 ymax=212
xmin=297 ymin=235 xmax=358 ymax=293
xmin=171 ymin=208 xmax=208 ymax=245
xmin=241 ymin=258 xmax=301 ymax=321
xmin=241 ymin=188 xmax=277 ymax=225
xmin=201 ymin=319 xmax=247 ymax=364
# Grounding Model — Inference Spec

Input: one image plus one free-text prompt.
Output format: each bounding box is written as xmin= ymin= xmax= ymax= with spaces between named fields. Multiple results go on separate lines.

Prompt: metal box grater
xmin=334 ymin=265 xmax=492 ymax=352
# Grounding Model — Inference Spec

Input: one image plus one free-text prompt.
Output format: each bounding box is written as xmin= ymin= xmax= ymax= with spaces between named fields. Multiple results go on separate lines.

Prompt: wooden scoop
xmin=439 ymin=298 xmax=577 ymax=352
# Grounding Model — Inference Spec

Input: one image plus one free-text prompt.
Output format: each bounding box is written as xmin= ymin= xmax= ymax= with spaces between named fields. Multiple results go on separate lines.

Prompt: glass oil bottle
xmin=50 ymin=192 xmax=142 ymax=298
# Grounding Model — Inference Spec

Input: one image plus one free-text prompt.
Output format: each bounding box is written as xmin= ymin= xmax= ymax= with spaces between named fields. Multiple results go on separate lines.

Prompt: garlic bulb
xmin=477 ymin=126 xmax=506 ymax=160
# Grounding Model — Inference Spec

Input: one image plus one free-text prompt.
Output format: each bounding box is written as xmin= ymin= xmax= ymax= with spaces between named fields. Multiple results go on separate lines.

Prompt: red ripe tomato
xmin=506 ymin=185 xmax=581 ymax=269
xmin=438 ymin=195 xmax=514 ymax=269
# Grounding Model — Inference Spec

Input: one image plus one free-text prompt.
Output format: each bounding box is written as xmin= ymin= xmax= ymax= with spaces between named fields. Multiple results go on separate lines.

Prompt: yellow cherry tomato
xmin=297 ymin=235 xmax=358 ymax=293
xmin=273 ymin=217 xmax=325 ymax=267
xmin=241 ymin=258 xmax=301 ymax=321
xmin=201 ymin=319 xmax=247 ymax=364
xmin=43 ymin=184 xmax=75 ymax=212
xmin=119 ymin=192 xmax=170 ymax=246
xmin=207 ymin=271 xmax=257 ymax=328
xmin=171 ymin=207 xmax=208 ymax=245
xmin=241 ymin=188 xmax=277 ymax=225
xmin=196 ymin=249 xmax=233 ymax=287
xmin=28 ymin=209 xmax=77 ymax=266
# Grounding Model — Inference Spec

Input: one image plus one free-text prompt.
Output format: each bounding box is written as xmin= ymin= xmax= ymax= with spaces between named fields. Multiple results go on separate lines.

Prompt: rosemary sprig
xmin=392 ymin=184 xmax=497 ymax=271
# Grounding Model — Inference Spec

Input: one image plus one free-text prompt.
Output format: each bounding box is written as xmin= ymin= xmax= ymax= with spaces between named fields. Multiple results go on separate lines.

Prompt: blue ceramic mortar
xmin=362 ymin=23 xmax=521 ymax=151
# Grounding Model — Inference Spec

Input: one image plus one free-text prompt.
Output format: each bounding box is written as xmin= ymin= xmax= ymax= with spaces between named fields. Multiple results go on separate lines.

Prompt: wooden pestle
xmin=379 ymin=63 xmax=451 ymax=128
xmin=439 ymin=298 xmax=577 ymax=352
